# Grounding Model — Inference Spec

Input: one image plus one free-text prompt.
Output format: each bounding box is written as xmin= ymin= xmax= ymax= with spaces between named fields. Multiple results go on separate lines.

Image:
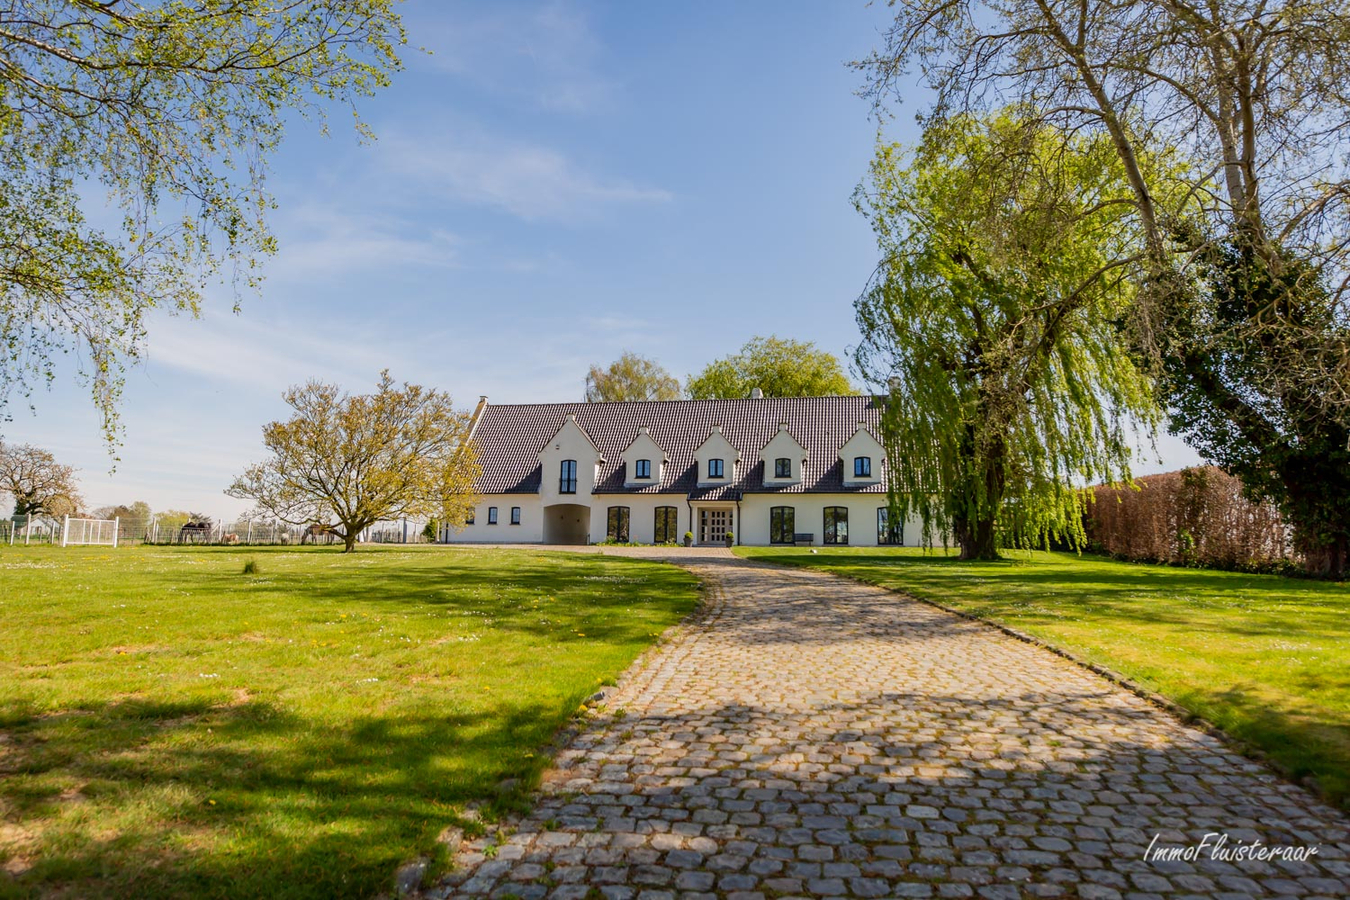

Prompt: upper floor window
xmin=854 ymin=456 xmax=872 ymax=478
xmin=559 ymin=459 xmax=577 ymax=493
xmin=774 ymin=457 xmax=792 ymax=478
xmin=708 ymin=458 xmax=724 ymax=479
xmin=510 ymin=506 xmax=521 ymax=525
xmin=635 ymin=459 xmax=652 ymax=479
xmin=487 ymin=506 xmax=499 ymax=525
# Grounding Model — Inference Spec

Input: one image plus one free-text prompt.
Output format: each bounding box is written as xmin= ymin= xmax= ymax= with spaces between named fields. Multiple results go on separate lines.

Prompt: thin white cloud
xmin=380 ymin=134 xmax=672 ymax=221
xmin=267 ymin=203 xmax=461 ymax=280
xmin=414 ymin=0 xmax=615 ymax=113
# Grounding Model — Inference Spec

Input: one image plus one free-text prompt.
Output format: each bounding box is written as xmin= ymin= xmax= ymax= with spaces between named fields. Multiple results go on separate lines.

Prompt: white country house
xmin=441 ymin=395 xmax=918 ymax=547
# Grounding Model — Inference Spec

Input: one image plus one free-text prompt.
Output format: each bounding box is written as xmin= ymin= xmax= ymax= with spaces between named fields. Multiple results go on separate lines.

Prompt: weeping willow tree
xmin=854 ymin=113 xmax=1160 ymax=559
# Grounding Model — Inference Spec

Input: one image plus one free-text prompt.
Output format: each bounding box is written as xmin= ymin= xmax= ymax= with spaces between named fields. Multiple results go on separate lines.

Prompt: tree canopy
xmin=584 ymin=352 xmax=681 ymax=402
xmin=227 ymin=373 xmax=479 ymax=552
xmin=860 ymin=0 xmax=1350 ymax=576
xmin=0 ymin=439 xmax=82 ymax=517
xmin=854 ymin=114 xmax=1157 ymax=559
xmin=0 ymin=0 xmax=405 ymax=443
xmin=686 ymin=336 xmax=856 ymax=399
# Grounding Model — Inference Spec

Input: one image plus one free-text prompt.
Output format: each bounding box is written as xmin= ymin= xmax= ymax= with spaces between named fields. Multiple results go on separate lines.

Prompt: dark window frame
xmin=770 ymin=506 xmax=795 ymax=544
xmin=635 ymin=458 xmax=652 ymax=479
xmin=824 ymin=506 xmax=849 ymax=545
xmin=654 ymin=506 xmax=678 ymax=544
xmin=877 ymin=507 xmax=902 ymax=545
xmin=487 ymin=506 xmax=499 ymax=525
xmin=774 ymin=457 xmax=792 ymax=478
xmin=559 ymin=459 xmax=578 ymax=494
xmin=606 ymin=506 xmax=631 ymax=542
xmin=854 ymin=456 xmax=872 ymax=478
xmin=708 ymin=458 xmax=724 ymax=479
xmin=510 ymin=506 xmax=521 ymax=525
xmin=466 ymin=510 xmax=475 ymax=525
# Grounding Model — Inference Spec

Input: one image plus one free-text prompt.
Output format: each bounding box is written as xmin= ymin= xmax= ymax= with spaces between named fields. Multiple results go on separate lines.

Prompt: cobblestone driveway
xmin=432 ymin=557 xmax=1349 ymax=899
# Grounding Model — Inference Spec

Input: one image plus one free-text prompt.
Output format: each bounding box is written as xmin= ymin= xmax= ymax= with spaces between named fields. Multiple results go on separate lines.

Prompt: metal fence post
xmin=61 ymin=515 xmax=69 ymax=547
xmin=112 ymin=517 xmax=120 ymax=549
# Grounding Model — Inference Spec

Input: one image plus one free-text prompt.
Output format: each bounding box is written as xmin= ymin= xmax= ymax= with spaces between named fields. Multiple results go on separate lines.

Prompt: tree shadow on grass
xmin=0 ymin=692 xmax=570 ymax=900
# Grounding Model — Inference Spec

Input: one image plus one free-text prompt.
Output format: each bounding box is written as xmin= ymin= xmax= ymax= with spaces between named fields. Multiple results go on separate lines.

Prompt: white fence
xmin=3 ymin=514 xmax=434 ymax=547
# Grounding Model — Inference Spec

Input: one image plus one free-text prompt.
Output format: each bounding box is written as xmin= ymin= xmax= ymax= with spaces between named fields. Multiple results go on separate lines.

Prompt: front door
xmin=699 ymin=508 xmax=731 ymax=544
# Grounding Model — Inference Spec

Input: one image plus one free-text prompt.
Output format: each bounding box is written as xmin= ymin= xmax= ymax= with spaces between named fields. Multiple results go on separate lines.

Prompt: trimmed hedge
xmin=1087 ymin=466 xmax=1293 ymax=572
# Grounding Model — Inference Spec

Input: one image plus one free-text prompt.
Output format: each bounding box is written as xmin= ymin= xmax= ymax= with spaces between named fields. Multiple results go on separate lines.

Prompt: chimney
xmin=750 ymin=387 xmax=764 ymax=399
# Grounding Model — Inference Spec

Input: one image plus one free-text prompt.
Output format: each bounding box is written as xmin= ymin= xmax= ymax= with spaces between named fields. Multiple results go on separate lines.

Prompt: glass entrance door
xmin=699 ymin=508 xmax=731 ymax=544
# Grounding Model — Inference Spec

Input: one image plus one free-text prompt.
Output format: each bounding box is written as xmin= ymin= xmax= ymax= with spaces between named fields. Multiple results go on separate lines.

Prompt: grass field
xmin=0 ymin=545 xmax=700 ymax=900
xmin=737 ymin=546 xmax=1350 ymax=810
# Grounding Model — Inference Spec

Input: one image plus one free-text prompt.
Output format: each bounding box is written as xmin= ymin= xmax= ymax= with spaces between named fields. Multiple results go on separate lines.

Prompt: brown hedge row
xmin=1086 ymin=466 xmax=1293 ymax=571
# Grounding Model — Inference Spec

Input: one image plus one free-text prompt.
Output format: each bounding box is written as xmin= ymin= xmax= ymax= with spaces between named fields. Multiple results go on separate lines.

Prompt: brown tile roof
xmin=470 ymin=396 xmax=887 ymax=496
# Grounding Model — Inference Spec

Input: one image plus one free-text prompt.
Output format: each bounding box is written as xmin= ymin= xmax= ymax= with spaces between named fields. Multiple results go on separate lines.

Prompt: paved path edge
xmin=738 ymin=554 xmax=1337 ymax=812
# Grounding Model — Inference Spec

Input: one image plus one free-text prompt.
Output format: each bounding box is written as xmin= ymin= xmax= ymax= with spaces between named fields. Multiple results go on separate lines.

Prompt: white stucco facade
xmin=443 ymin=395 xmax=914 ymax=547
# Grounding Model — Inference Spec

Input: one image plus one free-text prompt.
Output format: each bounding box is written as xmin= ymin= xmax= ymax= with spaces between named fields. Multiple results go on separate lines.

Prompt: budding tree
xmin=228 ymin=373 xmax=479 ymax=552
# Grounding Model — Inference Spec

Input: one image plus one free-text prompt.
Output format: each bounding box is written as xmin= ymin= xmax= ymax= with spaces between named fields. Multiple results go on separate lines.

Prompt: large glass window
xmin=770 ymin=506 xmax=795 ymax=544
xmin=707 ymin=458 xmax=724 ymax=479
xmin=878 ymin=507 xmax=902 ymax=545
xmin=854 ymin=456 xmax=872 ymax=478
xmin=606 ymin=506 xmax=631 ymax=542
xmin=635 ymin=458 xmax=651 ymax=479
xmin=559 ymin=459 xmax=577 ymax=494
xmin=510 ymin=506 xmax=521 ymax=525
xmin=487 ymin=507 xmax=498 ymax=525
xmin=654 ymin=506 xmax=678 ymax=544
xmin=774 ymin=457 xmax=791 ymax=478
xmin=824 ymin=507 xmax=849 ymax=545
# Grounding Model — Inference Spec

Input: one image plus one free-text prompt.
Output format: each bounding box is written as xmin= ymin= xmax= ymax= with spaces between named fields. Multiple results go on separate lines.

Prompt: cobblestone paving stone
xmin=430 ymin=556 xmax=1350 ymax=899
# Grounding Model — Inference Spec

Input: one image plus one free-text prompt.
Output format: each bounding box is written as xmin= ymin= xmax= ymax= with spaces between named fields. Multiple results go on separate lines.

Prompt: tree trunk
xmin=954 ymin=512 xmax=1001 ymax=560
xmin=342 ymin=531 xmax=358 ymax=553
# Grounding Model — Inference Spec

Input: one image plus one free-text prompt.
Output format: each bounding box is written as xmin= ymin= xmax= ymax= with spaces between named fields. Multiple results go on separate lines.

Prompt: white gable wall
xmin=758 ymin=423 xmax=808 ymax=485
xmin=539 ymin=415 xmax=603 ymax=504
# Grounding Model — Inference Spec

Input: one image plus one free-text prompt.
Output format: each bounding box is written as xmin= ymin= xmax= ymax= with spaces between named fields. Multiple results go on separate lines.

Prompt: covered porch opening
xmin=543 ymin=503 xmax=591 ymax=545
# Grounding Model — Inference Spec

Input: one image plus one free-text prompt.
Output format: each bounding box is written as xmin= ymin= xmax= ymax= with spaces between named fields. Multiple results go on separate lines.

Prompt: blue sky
xmin=7 ymin=0 xmax=1200 ymax=518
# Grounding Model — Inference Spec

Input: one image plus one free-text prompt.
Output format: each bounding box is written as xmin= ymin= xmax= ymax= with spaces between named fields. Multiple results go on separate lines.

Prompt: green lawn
xmin=0 ymin=545 xmax=700 ymax=899
xmin=736 ymin=546 xmax=1350 ymax=809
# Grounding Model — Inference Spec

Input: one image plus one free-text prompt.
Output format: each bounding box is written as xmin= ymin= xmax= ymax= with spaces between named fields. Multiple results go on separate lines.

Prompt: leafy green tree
xmin=1167 ymin=242 xmax=1350 ymax=577
xmin=0 ymin=439 xmax=82 ymax=518
xmin=0 ymin=1 xmax=405 ymax=443
xmin=585 ymin=352 xmax=681 ymax=402
xmin=686 ymin=336 xmax=856 ymax=399
xmin=228 ymin=372 xmax=479 ymax=553
xmin=859 ymin=0 xmax=1350 ymax=576
xmin=854 ymin=114 xmax=1157 ymax=560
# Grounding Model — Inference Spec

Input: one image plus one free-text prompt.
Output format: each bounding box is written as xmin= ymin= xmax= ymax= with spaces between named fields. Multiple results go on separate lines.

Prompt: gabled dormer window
xmin=635 ymin=459 xmax=651 ymax=479
xmin=560 ymin=459 xmax=577 ymax=493
xmin=854 ymin=456 xmax=872 ymax=478
xmin=774 ymin=457 xmax=792 ymax=478
xmin=708 ymin=458 xmax=724 ymax=479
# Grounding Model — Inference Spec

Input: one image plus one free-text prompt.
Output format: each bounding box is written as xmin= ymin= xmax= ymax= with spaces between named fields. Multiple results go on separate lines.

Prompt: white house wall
xmin=737 ymin=494 xmax=920 ymax=547
xmin=445 ymin=495 xmax=545 ymax=542
xmin=589 ymin=494 xmax=690 ymax=544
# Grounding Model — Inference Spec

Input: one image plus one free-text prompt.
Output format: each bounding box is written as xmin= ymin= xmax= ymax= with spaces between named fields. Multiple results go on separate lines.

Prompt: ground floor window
xmin=654 ymin=506 xmax=678 ymax=544
xmin=487 ymin=507 xmax=498 ymax=525
xmin=824 ymin=507 xmax=848 ymax=545
xmin=510 ymin=506 xmax=521 ymax=525
xmin=606 ymin=506 xmax=631 ymax=542
xmin=770 ymin=506 xmax=794 ymax=544
xmin=877 ymin=507 xmax=902 ymax=545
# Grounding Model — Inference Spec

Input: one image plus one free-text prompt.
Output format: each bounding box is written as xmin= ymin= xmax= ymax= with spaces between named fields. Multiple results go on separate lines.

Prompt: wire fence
xmin=3 ymin=514 xmax=435 ymax=547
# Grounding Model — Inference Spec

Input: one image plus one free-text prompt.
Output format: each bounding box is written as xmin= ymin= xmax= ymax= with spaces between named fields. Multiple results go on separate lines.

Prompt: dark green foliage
xmin=1164 ymin=240 xmax=1350 ymax=578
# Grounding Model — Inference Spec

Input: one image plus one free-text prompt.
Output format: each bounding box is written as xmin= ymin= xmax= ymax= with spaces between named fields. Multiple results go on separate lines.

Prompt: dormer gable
xmin=620 ymin=426 xmax=668 ymax=487
xmin=839 ymin=422 xmax=885 ymax=485
xmin=538 ymin=413 xmax=603 ymax=498
xmin=759 ymin=422 xmax=808 ymax=485
xmin=694 ymin=425 xmax=741 ymax=487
